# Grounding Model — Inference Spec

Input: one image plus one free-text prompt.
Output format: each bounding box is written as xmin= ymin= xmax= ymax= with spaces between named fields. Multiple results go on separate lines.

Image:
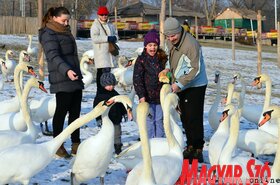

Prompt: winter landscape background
xmin=0 ymin=34 xmax=279 ymax=184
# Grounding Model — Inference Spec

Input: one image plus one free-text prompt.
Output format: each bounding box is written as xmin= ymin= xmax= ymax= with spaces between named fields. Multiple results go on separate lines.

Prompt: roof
xmin=215 ymin=7 xmax=261 ymax=20
xmin=116 ymin=1 xmax=205 ymax=18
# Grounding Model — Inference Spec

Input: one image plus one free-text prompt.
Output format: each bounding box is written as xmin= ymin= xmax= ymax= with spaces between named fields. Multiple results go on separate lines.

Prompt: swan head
xmin=26 ymin=65 xmax=37 ymax=77
xmin=1 ymin=59 xmax=7 ymax=70
xmin=19 ymin=50 xmax=31 ymax=62
xmin=6 ymin=49 xmax=14 ymax=57
xmin=214 ymin=70 xmax=220 ymax=83
xmin=26 ymin=77 xmax=48 ymax=93
xmin=220 ymin=104 xmax=236 ymax=122
xmin=106 ymin=95 xmax=133 ymax=120
xmin=252 ymin=74 xmax=270 ymax=86
xmin=259 ymin=106 xmax=280 ymax=127
xmin=232 ymin=73 xmax=241 ymax=84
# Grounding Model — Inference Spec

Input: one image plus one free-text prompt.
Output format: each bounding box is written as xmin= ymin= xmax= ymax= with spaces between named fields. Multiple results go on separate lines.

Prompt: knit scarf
xmin=46 ymin=20 xmax=71 ymax=34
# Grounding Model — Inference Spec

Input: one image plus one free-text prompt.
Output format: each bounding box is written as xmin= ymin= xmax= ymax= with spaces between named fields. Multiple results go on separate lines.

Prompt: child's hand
xmin=139 ymin=97 xmax=146 ymax=103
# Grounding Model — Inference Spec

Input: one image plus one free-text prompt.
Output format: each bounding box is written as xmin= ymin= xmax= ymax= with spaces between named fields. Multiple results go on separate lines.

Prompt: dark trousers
xmin=177 ymin=85 xmax=207 ymax=150
xmin=52 ymin=90 xmax=82 ymax=143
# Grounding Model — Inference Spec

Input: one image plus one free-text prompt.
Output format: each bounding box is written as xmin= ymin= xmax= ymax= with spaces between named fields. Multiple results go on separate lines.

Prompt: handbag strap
xmin=98 ymin=20 xmax=108 ymax=36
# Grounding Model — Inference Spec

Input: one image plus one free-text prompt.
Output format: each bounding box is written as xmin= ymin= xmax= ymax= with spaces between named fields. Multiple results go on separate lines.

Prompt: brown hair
xmin=41 ymin=7 xmax=70 ymax=28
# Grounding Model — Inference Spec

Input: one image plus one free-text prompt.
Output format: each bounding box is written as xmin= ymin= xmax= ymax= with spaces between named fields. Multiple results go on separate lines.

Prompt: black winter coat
xmin=93 ymin=89 xmax=127 ymax=125
xmin=39 ymin=27 xmax=84 ymax=93
xmin=133 ymin=49 xmax=167 ymax=104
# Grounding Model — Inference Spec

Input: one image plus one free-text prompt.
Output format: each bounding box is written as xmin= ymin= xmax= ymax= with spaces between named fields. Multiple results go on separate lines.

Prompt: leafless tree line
xmin=0 ymin=0 xmax=278 ymax=29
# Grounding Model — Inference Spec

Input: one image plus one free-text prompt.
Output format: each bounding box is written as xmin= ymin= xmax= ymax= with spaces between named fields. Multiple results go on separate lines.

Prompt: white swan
xmin=258 ymin=105 xmax=280 ymax=182
xmin=27 ymin=35 xmax=38 ymax=56
xmin=70 ymin=95 xmax=132 ymax=185
xmin=2 ymin=49 xmax=16 ymax=82
xmin=127 ymin=102 xmax=157 ymax=184
xmin=232 ymin=73 xmax=278 ymax=157
xmin=80 ymin=55 xmax=93 ymax=88
xmin=126 ymin=93 xmax=183 ymax=185
xmin=111 ymin=56 xmax=134 ymax=91
xmin=0 ymin=77 xmax=47 ymax=150
xmin=18 ymin=50 xmax=32 ymax=90
xmin=0 ymin=58 xmax=6 ymax=90
xmin=208 ymin=70 xmax=222 ymax=130
xmin=219 ymin=106 xmax=264 ymax=183
xmin=116 ymin=84 xmax=184 ymax=170
xmin=0 ymin=62 xmax=36 ymax=116
xmin=252 ymin=74 xmax=278 ymax=137
xmin=208 ymin=103 xmax=235 ymax=167
xmin=231 ymin=73 xmax=262 ymax=124
xmin=0 ymin=98 xmax=121 ymax=185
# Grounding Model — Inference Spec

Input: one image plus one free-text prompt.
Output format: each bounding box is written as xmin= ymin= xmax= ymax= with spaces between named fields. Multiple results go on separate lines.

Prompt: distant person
xmin=133 ymin=29 xmax=168 ymax=138
xmin=161 ymin=17 xmax=208 ymax=163
xmin=93 ymin=72 xmax=127 ymax=154
xmin=90 ymin=6 xmax=119 ymax=125
xmin=39 ymin=7 xmax=84 ymax=158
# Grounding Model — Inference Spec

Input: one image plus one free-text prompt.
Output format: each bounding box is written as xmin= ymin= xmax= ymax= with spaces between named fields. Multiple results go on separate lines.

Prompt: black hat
xmin=100 ymin=72 xmax=117 ymax=87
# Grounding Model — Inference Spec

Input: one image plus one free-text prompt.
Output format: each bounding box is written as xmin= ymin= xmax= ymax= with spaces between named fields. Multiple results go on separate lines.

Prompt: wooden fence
xmin=0 ymin=16 xmax=77 ymax=36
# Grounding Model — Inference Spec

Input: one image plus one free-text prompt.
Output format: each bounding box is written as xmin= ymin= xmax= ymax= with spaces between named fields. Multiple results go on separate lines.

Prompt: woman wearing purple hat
xmin=133 ymin=29 xmax=168 ymax=138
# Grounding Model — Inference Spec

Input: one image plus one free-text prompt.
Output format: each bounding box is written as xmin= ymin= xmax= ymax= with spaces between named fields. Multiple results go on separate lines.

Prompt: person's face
xmin=105 ymin=85 xmax=114 ymax=91
xmin=98 ymin=14 xmax=108 ymax=22
xmin=166 ymin=33 xmax=181 ymax=45
xmin=145 ymin=42 xmax=158 ymax=57
xmin=53 ymin=14 xmax=70 ymax=26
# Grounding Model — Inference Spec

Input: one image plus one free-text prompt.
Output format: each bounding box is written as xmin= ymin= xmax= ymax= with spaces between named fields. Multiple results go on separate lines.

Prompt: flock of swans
xmin=0 ymin=34 xmax=280 ymax=184
xmin=207 ymin=70 xmax=280 ymax=183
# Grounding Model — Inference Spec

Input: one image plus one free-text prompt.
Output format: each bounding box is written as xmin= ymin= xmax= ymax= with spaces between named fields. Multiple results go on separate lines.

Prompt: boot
xmin=183 ymin=145 xmax=194 ymax=163
xmin=71 ymin=142 xmax=80 ymax=156
xmin=193 ymin=149 xmax=204 ymax=163
xmin=114 ymin=143 xmax=123 ymax=155
xmin=56 ymin=144 xmax=71 ymax=159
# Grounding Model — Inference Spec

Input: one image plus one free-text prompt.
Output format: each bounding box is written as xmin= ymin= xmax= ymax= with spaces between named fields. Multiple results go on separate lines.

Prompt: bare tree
xmin=203 ymin=0 xmax=217 ymax=26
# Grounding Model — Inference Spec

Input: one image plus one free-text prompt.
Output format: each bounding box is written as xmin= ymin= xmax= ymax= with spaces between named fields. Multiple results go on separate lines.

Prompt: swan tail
xmin=116 ymin=142 xmax=140 ymax=158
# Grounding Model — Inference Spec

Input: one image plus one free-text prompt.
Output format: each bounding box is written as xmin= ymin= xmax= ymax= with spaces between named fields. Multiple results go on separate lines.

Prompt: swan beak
xmin=126 ymin=107 xmax=133 ymax=121
xmin=28 ymin=67 xmax=37 ymax=77
xmin=220 ymin=109 xmax=229 ymax=122
xmin=258 ymin=110 xmax=273 ymax=127
xmin=1 ymin=62 xmax=7 ymax=70
xmin=105 ymin=99 xmax=115 ymax=106
xmin=252 ymin=76 xmax=261 ymax=86
xmin=87 ymin=58 xmax=94 ymax=65
xmin=38 ymin=81 xmax=48 ymax=93
xmin=125 ymin=60 xmax=132 ymax=67
xmin=232 ymin=75 xmax=237 ymax=84
xmin=214 ymin=73 xmax=219 ymax=83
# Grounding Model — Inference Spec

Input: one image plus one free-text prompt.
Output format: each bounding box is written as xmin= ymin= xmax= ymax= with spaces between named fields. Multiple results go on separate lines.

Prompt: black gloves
xmin=108 ymin=36 xmax=117 ymax=43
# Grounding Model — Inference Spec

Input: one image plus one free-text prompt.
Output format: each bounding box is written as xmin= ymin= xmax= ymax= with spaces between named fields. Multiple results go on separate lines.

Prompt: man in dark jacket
xmin=39 ymin=7 xmax=84 ymax=158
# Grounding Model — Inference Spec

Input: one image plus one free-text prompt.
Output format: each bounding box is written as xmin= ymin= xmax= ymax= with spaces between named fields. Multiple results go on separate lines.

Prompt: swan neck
xmin=226 ymin=84 xmax=234 ymax=105
xmin=21 ymin=80 xmax=33 ymax=128
xmin=137 ymin=105 xmax=155 ymax=182
xmin=220 ymin=111 xmax=239 ymax=164
xmin=5 ymin=51 xmax=10 ymax=60
xmin=49 ymin=105 xmax=106 ymax=155
xmin=163 ymin=100 xmax=178 ymax=148
xmin=80 ymin=58 xmax=89 ymax=74
xmin=263 ymin=79 xmax=271 ymax=110
xmin=14 ymin=65 xmax=23 ymax=99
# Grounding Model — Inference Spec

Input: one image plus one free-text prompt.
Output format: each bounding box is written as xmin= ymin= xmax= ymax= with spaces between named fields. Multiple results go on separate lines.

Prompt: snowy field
xmin=0 ymin=34 xmax=280 ymax=184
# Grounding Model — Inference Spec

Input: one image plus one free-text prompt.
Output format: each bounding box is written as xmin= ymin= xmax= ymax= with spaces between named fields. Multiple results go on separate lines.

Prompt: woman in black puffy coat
xmin=39 ymin=7 xmax=84 ymax=158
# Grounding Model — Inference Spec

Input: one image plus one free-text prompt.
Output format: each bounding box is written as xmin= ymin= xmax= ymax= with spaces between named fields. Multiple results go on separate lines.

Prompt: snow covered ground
xmin=0 ymin=34 xmax=279 ymax=184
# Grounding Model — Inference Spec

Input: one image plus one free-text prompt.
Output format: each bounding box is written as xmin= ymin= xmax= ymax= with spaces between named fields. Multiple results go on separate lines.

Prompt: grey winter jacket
xmin=39 ymin=27 xmax=84 ymax=93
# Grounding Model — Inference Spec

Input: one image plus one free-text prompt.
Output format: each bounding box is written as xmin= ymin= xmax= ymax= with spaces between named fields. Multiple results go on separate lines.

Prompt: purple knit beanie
xmin=144 ymin=29 xmax=160 ymax=46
